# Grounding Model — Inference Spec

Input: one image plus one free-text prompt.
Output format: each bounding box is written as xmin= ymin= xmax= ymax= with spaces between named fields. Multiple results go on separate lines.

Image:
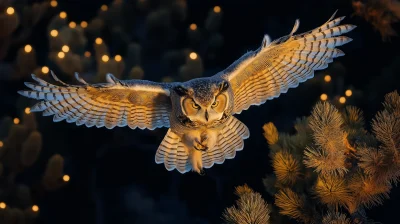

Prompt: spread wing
xmin=18 ymin=72 xmax=172 ymax=130
xmin=217 ymin=11 xmax=356 ymax=114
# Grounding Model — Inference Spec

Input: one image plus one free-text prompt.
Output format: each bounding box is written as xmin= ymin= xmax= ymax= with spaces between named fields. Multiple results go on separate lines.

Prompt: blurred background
xmin=0 ymin=0 xmax=399 ymax=223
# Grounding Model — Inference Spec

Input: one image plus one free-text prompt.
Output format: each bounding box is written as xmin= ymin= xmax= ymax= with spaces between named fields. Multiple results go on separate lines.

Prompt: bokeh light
xmin=102 ymin=55 xmax=109 ymax=62
xmin=6 ymin=7 xmax=15 ymax=15
xmin=32 ymin=205 xmax=39 ymax=212
xmin=345 ymin=89 xmax=353 ymax=97
xmin=0 ymin=202 xmax=6 ymax=209
xmin=101 ymin=5 xmax=108 ymax=11
xmin=42 ymin=66 xmax=49 ymax=74
xmin=63 ymin=175 xmax=70 ymax=182
xmin=69 ymin=21 xmax=77 ymax=28
xmin=80 ymin=21 xmax=88 ymax=28
xmin=13 ymin=118 xmax=20 ymax=124
xmin=339 ymin=96 xmax=346 ymax=104
xmin=59 ymin=11 xmax=67 ymax=19
xmin=189 ymin=52 xmax=198 ymax=60
xmin=58 ymin=52 xmax=65 ymax=59
xmin=25 ymin=107 xmax=31 ymax=114
xmin=95 ymin=38 xmax=103 ymax=45
xmin=24 ymin=45 xmax=32 ymax=53
xmin=50 ymin=0 xmax=58 ymax=7
xmin=190 ymin=23 xmax=197 ymax=30
xmin=320 ymin=93 xmax=328 ymax=101
xmin=114 ymin=55 xmax=122 ymax=62
xmin=324 ymin=75 xmax=331 ymax=82
xmin=62 ymin=45 xmax=70 ymax=53
xmin=0 ymin=141 xmax=3 ymax=148
xmin=213 ymin=6 xmax=221 ymax=13
xmin=84 ymin=51 xmax=91 ymax=57
xmin=50 ymin=29 xmax=58 ymax=37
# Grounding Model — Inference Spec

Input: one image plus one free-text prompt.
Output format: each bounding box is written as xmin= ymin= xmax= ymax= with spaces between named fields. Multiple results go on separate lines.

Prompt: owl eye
xmin=211 ymin=100 xmax=219 ymax=108
xmin=192 ymin=102 xmax=200 ymax=109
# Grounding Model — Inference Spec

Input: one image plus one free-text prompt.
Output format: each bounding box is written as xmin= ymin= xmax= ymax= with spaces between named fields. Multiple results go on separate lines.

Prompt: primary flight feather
xmin=18 ymin=11 xmax=355 ymax=175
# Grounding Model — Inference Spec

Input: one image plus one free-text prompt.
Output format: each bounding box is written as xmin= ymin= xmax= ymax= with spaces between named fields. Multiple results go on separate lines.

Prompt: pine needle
xmin=223 ymin=185 xmax=271 ymax=224
xmin=275 ymin=188 xmax=310 ymax=222
xmin=273 ymin=151 xmax=301 ymax=185
xmin=322 ymin=211 xmax=352 ymax=224
xmin=314 ymin=175 xmax=352 ymax=209
xmin=263 ymin=122 xmax=279 ymax=145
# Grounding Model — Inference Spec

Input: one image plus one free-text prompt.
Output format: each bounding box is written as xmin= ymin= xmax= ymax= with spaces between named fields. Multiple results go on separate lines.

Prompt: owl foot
xmin=194 ymin=139 xmax=208 ymax=151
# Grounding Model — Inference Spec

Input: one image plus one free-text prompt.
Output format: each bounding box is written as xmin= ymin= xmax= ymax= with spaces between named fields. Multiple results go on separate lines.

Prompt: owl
xmin=18 ymin=11 xmax=355 ymax=175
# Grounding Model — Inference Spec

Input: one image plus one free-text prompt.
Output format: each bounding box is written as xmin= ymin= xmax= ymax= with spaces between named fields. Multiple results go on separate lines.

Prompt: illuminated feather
xmin=217 ymin=12 xmax=355 ymax=114
xmin=18 ymin=72 xmax=172 ymax=130
xmin=155 ymin=117 xmax=249 ymax=173
xmin=202 ymin=116 xmax=249 ymax=169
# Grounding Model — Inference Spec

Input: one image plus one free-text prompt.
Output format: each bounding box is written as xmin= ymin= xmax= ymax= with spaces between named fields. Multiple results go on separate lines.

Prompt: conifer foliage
xmin=223 ymin=90 xmax=400 ymax=223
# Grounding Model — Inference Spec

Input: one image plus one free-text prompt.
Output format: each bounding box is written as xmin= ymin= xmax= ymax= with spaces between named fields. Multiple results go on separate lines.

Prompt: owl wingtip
xmin=106 ymin=73 xmax=121 ymax=85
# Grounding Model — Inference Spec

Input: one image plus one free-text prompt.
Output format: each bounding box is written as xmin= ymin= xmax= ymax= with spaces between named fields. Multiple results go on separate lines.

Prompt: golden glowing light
xmin=189 ymin=23 xmax=197 ymax=30
xmin=41 ymin=66 xmax=49 ymax=74
xmin=25 ymin=107 xmax=31 ymax=114
xmin=69 ymin=21 xmax=76 ymax=28
xmin=63 ymin=175 xmax=70 ymax=182
xmin=58 ymin=52 xmax=65 ymax=59
xmin=0 ymin=202 xmax=6 ymax=209
xmin=102 ymin=55 xmax=109 ymax=62
xmin=59 ymin=11 xmax=67 ymax=19
xmin=80 ymin=21 xmax=88 ymax=28
xmin=32 ymin=205 xmax=39 ymax=212
xmin=50 ymin=0 xmax=58 ymax=7
xmin=101 ymin=5 xmax=108 ymax=11
xmin=114 ymin=55 xmax=122 ymax=62
xmin=84 ymin=51 xmax=91 ymax=57
xmin=61 ymin=45 xmax=70 ymax=53
xmin=213 ymin=6 xmax=221 ymax=13
xmin=50 ymin=29 xmax=58 ymax=37
xmin=0 ymin=141 xmax=3 ymax=148
xmin=6 ymin=7 xmax=15 ymax=15
xmin=13 ymin=118 xmax=20 ymax=124
xmin=320 ymin=93 xmax=328 ymax=101
xmin=24 ymin=45 xmax=32 ymax=53
xmin=95 ymin=38 xmax=103 ymax=45
xmin=324 ymin=75 xmax=331 ymax=82
xmin=189 ymin=52 xmax=198 ymax=60
xmin=339 ymin=96 xmax=346 ymax=104
xmin=345 ymin=89 xmax=352 ymax=97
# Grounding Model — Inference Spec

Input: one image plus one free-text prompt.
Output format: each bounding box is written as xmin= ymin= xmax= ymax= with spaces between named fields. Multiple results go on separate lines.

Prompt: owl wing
xmin=18 ymin=72 xmax=172 ymax=130
xmin=216 ymin=11 xmax=356 ymax=114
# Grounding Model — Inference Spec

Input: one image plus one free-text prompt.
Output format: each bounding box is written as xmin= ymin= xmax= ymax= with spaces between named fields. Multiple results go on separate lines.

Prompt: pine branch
xmin=222 ymin=184 xmax=271 ymax=224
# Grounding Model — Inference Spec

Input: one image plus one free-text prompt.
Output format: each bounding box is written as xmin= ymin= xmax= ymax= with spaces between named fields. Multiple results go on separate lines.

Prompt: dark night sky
xmin=1 ymin=0 xmax=400 ymax=224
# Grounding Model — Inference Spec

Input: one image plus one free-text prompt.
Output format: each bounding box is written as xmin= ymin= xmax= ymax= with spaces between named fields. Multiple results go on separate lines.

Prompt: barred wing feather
xmin=18 ymin=72 xmax=172 ymax=130
xmin=218 ymin=11 xmax=356 ymax=114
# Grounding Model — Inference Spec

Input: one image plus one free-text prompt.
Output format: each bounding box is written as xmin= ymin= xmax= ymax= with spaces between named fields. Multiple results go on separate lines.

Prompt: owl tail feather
xmin=155 ymin=129 xmax=191 ymax=173
xmin=155 ymin=117 xmax=250 ymax=174
xmin=201 ymin=116 xmax=250 ymax=169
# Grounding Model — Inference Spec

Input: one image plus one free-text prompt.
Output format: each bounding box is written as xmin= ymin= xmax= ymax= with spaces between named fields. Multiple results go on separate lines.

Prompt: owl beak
xmin=205 ymin=110 xmax=209 ymax=121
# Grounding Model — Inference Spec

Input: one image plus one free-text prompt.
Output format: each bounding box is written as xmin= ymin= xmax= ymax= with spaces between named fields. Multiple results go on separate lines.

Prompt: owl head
xmin=172 ymin=79 xmax=232 ymax=127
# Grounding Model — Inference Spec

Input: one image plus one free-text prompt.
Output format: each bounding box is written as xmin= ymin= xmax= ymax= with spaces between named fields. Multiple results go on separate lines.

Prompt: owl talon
xmin=194 ymin=145 xmax=208 ymax=151
xmin=194 ymin=139 xmax=208 ymax=151
xmin=199 ymin=169 xmax=205 ymax=176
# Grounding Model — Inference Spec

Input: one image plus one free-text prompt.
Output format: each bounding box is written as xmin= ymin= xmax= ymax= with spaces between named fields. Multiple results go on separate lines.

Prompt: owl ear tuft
xmin=219 ymin=81 xmax=230 ymax=93
xmin=173 ymin=85 xmax=189 ymax=96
